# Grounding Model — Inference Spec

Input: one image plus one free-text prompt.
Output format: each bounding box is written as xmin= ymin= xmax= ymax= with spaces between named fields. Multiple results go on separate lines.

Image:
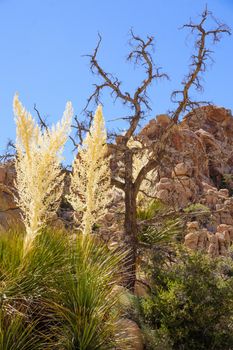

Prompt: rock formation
xmin=139 ymin=106 xmax=233 ymax=256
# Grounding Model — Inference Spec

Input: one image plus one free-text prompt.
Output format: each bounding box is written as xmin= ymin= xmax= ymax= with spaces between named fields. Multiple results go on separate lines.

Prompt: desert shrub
xmin=183 ymin=203 xmax=211 ymax=226
xmin=183 ymin=203 xmax=210 ymax=214
xmin=133 ymin=248 xmax=233 ymax=350
xmin=0 ymin=229 xmax=126 ymax=349
xmin=137 ymin=199 xmax=166 ymax=221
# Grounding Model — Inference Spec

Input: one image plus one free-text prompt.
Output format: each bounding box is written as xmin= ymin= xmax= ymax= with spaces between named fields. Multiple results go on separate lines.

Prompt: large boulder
xmin=117 ymin=319 xmax=144 ymax=350
xmin=172 ymin=162 xmax=191 ymax=177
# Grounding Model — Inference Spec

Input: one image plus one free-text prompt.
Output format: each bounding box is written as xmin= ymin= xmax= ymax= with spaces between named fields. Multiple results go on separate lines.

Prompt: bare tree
xmin=73 ymin=8 xmax=230 ymax=290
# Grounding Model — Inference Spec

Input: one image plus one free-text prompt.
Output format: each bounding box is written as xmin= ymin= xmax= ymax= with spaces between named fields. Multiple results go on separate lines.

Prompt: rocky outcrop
xmin=139 ymin=105 xmax=233 ymax=256
xmin=140 ymin=106 xmax=233 ymax=186
xmin=96 ymin=188 xmax=125 ymax=249
xmin=184 ymin=221 xmax=233 ymax=257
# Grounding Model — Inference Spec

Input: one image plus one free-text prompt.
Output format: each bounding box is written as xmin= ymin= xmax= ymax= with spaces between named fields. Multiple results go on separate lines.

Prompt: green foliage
xmin=132 ymin=297 xmax=173 ymax=350
xmin=183 ymin=203 xmax=211 ymax=226
xmin=0 ymin=229 xmax=125 ymax=349
xmin=49 ymin=235 xmax=126 ymax=349
xmin=183 ymin=203 xmax=210 ymax=214
xmin=0 ymin=229 xmax=69 ymax=349
xmin=137 ymin=199 xmax=166 ymax=221
xmin=139 ymin=219 xmax=182 ymax=246
xmin=137 ymin=200 xmax=184 ymax=247
xmin=134 ymin=248 xmax=233 ymax=350
xmin=0 ymin=310 xmax=42 ymax=350
xmin=223 ymin=173 xmax=233 ymax=186
xmin=222 ymin=174 xmax=233 ymax=195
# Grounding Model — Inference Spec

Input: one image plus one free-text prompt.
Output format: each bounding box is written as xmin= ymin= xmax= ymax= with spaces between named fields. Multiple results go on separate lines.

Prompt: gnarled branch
xmin=172 ymin=7 xmax=231 ymax=123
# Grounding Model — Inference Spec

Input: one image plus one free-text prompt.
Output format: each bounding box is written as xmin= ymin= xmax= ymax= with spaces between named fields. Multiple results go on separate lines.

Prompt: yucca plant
xmin=139 ymin=219 xmax=182 ymax=247
xmin=49 ymin=234 xmax=126 ymax=349
xmin=0 ymin=229 xmax=127 ymax=349
xmin=0 ymin=229 xmax=68 ymax=298
xmin=0 ymin=309 xmax=42 ymax=350
xmin=0 ymin=229 xmax=69 ymax=349
xmin=137 ymin=199 xmax=166 ymax=221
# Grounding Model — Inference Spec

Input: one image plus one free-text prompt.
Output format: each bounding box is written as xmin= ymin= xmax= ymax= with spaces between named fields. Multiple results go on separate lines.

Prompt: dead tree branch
xmin=171 ymin=7 xmax=231 ymax=123
xmin=77 ymin=31 xmax=168 ymax=147
xmin=0 ymin=140 xmax=16 ymax=163
xmin=34 ymin=104 xmax=48 ymax=131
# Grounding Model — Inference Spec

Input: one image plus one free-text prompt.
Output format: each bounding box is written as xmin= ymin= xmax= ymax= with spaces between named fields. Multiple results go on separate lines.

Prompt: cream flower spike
xmin=67 ymin=104 xmax=111 ymax=235
xmin=13 ymin=93 xmax=73 ymax=255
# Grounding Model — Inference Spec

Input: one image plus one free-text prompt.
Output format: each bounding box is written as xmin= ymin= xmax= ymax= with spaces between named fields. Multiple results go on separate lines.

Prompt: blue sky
xmin=0 ymin=0 xmax=232 ymax=164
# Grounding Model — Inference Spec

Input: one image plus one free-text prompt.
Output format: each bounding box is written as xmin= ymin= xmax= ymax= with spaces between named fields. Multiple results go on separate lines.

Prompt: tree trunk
xmin=123 ymin=149 xmax=137 ymax=291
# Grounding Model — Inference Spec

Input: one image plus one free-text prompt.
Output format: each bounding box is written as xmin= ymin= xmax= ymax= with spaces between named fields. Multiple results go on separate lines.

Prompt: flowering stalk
xmin=67 ymin=105 xmax=111 ymax=235
xmin=14 ymin=94 xmax=73 ymax=254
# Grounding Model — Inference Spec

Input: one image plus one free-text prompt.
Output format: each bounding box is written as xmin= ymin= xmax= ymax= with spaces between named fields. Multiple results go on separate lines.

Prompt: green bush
xmin=134 ymin=248 xmax=233 ymax=350
xmin=183 ymin=203 xmax=210 ymax=214
xmin=183 ymin=203 xmax=211 ymax=226
xmin=137 ymin=199 xmax=166 ymax=221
